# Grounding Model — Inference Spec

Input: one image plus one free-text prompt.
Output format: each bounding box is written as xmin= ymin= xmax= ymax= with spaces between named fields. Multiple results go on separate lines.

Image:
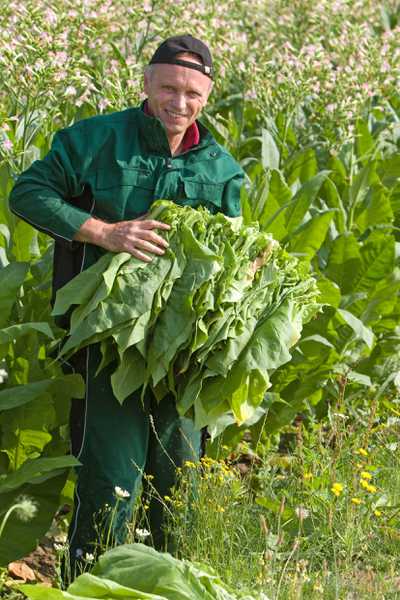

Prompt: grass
xmin=163 ymin=400 xmax=400 ymax=599
xmin=2 ymin=397 xmax=400 ymax=599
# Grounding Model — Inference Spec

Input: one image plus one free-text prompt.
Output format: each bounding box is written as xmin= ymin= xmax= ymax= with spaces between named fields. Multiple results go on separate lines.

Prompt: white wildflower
xmin=1 ymin=139 xmax=12 ymax=152
xmin=98 ymin=98 xmax=110 ymax=112
xmin=85 ymin=552 xmax=95 ymax=562
xmin=135 ymin=528 xmax=151 ymax=541
xmin=53 ymin=542 xmax=66 ymax=552
xmin=0 ymin=368 xmax=8 ymax=383
xmin=15 ymin=496 xmax=38 ymax=522
xmin=295 ymin=506 xmax=310 ymax=520
xmin=64 ymin=85 xmax=77 ymax=97
xmin=114 ymin=486 xmax=130 ymax=499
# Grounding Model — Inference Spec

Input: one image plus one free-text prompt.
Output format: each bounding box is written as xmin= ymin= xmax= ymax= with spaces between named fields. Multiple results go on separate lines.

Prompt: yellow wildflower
xmin=200 ymin=457 xmax=215 ymax=468
xmin=360 ymin=471 xmax=372 ymax=480
xmin=351 ymin=497 xmax=362 ymax=505
xmin=356 ymin=448 xmax=368 ymax=457
xmin=163 ymin=495 xmax=172 ymax=502
xmin=303 ymin=472 xmax=313 ymax=480
xmin=184 ymin=460 xmax=197 ymax=469
xmin=360 ymin=480 xmax=377 ymax=493
xmin=217 ymin=506 xmax=225 ymax=513
xmin=331 ymin=482 xmax=344 ymax=497
xmin=374 ymin=509 xmax=382 ymax=517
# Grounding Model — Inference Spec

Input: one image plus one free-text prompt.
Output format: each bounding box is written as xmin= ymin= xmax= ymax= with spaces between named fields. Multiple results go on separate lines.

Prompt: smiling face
xmin=143 ymin=52 xmax=212 ymax=148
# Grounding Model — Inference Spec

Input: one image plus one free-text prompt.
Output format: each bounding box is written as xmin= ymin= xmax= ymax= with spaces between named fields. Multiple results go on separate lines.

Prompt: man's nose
xmin=172 ymin=94 xmax=186 ymax=111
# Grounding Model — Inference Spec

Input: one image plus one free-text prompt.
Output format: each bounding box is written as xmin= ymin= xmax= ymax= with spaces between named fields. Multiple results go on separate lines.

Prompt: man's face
xmin=144 ymin=54 xmax=212 ymax=138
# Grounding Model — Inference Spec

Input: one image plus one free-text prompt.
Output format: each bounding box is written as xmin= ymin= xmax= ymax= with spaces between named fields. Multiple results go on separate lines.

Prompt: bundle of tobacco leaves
xmin=53 ymin=200 xmax=319 ymax=432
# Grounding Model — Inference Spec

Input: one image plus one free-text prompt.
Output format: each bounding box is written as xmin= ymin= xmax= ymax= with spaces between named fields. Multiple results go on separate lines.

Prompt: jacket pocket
xmin=183 ymin=180 xmax=224 ymax=213
xmin=95 ymin=167 xmax=156 ymax=220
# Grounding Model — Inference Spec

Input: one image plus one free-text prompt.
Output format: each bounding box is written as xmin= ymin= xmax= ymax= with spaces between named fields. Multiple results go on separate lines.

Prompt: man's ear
xmin=143 ymin=71 xmax=149 ymax=95
xmin=204 ymin=80 xmax=213 ymax=105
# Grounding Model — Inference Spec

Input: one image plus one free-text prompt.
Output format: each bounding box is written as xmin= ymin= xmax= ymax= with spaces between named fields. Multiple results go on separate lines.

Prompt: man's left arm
xmin=221 ymin=173 xmax=245 ymax=217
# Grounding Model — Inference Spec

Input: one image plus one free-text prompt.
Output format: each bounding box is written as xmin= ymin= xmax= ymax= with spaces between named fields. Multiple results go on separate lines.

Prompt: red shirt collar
xmin=143 ymin=100 xmax=200 ymax=152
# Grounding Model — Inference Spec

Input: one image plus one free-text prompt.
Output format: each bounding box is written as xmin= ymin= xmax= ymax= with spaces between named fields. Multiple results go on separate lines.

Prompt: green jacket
xmin=9 ymin=106 xmax=244 ymax=300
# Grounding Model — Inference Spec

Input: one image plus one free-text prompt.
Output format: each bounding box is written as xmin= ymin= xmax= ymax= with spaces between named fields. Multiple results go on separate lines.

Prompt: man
xmin=9 ymin=34 xmax=244 ymax=566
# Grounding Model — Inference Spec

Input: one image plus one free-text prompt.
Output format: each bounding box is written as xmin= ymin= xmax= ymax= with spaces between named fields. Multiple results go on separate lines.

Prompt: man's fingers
xmin=133 ymin=238 xmax=166 ymax=255
xmin=130 ymin=247 xmax=153 ymax=263
xmin=141 ymin=229 xmax=169 ymax=248
xmin=140 ymin=219 xmax=171 ymax=230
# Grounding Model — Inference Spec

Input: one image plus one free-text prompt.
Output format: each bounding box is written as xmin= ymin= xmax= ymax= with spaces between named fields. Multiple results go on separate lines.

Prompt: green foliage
xmin=54 ymin=201 xmax=319 ymax=433
xmin=21 ymin=543 xmax=267 ymax=600
xmin=165 ymin=396 xmax=400 ymax=599
xmin=222 ymin=108 xmax=400 ymax=447
xmin=0 ymin=217 xmax=84 ymax=565
xmin=0 ymin=473 xmax=71 ymax=567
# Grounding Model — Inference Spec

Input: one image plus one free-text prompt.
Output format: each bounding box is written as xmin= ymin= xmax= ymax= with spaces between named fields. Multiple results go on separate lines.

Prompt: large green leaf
xmin=0 ymin=455 xmax=80 ymax=494
xmin=18 ymin=588 xmax=66 ymax=600
xmin=0 ymin=473 xmax=70 ymax=566
xmin=52 ymin=252 xmax=117 ymax=317
xmin=354 ymin=184 xmax=393 ymax=232
xmin=353 ymin=231 xmax=395 ymax=294
xmin=320 ymin=178 xmax=346 ymax=233
xmin=263 ymin=396 xmax=306 ymax=435
xmin=285 ymin=147 xmax=318 ymax=184
xmin=0 ymin=374 xmax=85 ymax=411
xmin=0 ymin=262 xmax=29 ymax=327
xmin=325 ymin=233 xmax=362 ymax=294
xmin=0 ymin=322 xmax=54 ymax=345
xmin=259 ymin=192 xmax=288 ymax=240
xmin=111 ymin=346 xmax=146 ymax=403
xmin=257 ymin=170 xmax=292 ymax=239
xmin=348 ymin=163 xmax=380 ymax=224
xmin=261 ymin=128 xmax=280 ymax=170
xmin=288 ymin=210 xmax=335 ymax=259
xmin=21 ymin=543 xmax=266 ymax=599
xmin=11 ymin=220 xmax=40 ymax=262
xmin=316 ymin=277 xmax=341 ymax=308
xmin=379 ymin=155 xmax=400 ymax=188
xmin=355 ymin=118 xmax=375 ymax=162
xmin=361 ymin=274 xmax=400 ymax=326
xmin=2 ymin=428 xmax=53 ymax=471
xmin=285 ymin=171 xmax=330 ymax=235
xmin=336 ymin=308 xmax=375 ymax=349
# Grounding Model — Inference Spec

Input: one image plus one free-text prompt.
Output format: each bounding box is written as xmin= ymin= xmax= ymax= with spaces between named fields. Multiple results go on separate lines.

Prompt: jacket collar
xmin=143 ymin=100 xmax=200 ymax=151
xmin=137 ymin=101 xmax=214 ymax=156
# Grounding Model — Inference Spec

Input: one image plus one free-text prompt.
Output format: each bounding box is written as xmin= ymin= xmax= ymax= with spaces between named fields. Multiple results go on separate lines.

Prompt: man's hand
xmin=73 ymin=216 xmax=171 ymax=263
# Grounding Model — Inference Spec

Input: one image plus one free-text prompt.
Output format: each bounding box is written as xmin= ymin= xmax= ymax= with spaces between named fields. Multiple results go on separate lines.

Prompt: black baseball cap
xmin=149 ymin=34 xmax=213 ymax=79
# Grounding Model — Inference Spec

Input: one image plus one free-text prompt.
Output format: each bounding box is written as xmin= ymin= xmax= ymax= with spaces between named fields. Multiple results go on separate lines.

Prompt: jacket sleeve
xmin=8 ymin=127 xmax=92 ymax=243
xmin=221 ymin=172 xmax=244 ymax=217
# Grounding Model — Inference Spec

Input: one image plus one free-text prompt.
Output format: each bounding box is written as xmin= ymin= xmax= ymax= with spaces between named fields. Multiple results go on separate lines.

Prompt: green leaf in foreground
xmin=0 ymin=473 xmax=73 ymax=566
xmin=0 ymin=262 xmax=29 ymax=327
xmin=0 ymin=374 xmax=84 ymax=411
xmin=0 ymin=455 xmax=81 ymax=494
xmin=20 ymin=543 xmax=269 ymax=599
xmin=0 ymin=322 xmax=54 ymax=344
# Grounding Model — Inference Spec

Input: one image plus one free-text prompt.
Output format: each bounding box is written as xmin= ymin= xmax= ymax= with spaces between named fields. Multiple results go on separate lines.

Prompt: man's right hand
xmin=73 ymin=216 xmax=171 ymax=263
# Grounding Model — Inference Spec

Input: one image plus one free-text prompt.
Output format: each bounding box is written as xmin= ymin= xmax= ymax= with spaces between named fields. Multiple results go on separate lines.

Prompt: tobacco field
xmin=1 ymin=0 xmax=400 ymax=598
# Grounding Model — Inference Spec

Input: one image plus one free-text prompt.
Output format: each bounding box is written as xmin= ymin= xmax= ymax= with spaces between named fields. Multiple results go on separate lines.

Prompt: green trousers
xmin=67 ymin=344 xmax=201 ymax=566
